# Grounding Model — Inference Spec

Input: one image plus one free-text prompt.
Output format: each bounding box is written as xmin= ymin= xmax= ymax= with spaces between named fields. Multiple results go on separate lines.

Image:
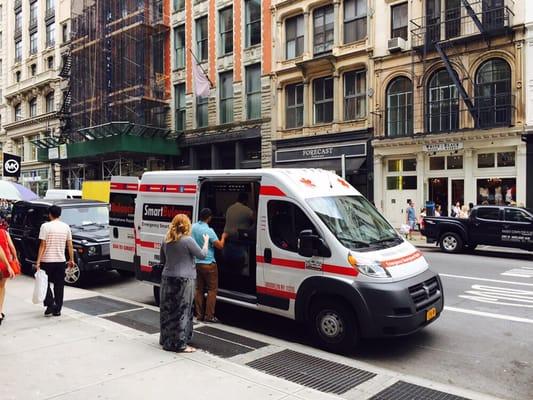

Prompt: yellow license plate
xmin=426 ymin=307 xmax=437 ymax=321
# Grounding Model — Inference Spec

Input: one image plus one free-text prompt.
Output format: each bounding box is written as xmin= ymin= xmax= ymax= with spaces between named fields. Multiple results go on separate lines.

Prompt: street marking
xmin=440 ymin=273 xmax=533 ymax=287
xmin=501 ymin=267 xmax=533 ymax=278
xmin=459 ymin=285 xmax=533 ymax=308
xmin=445 ymin=306 xmax=533 ymax=324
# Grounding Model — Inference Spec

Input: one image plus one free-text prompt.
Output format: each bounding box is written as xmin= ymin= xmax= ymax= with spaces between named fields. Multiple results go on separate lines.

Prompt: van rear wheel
xmin=440 ymin=232 xmax=463 ymax=253
xmin=309 ymin=299 xmax=358 ymax=354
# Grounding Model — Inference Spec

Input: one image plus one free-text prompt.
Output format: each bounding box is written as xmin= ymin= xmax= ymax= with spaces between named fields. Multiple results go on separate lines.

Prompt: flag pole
xmin=189 ymin=48 xmax=213 ymax=87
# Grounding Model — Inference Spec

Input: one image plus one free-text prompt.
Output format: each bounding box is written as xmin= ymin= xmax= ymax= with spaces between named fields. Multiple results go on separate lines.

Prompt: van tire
xmin=308 ymin=298 xmax=359 ymax=354
xmin=439 ymin=232 xmax=463 ymax=253
xmin=153 ymin=286 xmax=160 ymax=307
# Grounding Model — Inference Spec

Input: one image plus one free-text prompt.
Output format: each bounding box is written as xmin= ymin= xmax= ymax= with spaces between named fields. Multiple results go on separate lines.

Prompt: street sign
xmin=2 ymin=153 xmax=21 ymax=178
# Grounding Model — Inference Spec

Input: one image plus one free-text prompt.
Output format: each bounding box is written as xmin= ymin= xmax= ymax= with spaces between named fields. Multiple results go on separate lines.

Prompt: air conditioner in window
xmin=388 ymin=37 xmax=407 ymax=53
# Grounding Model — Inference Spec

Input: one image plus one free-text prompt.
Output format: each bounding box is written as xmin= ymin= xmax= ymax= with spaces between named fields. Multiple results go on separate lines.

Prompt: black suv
xmin=10 ymin=199 xmax=111 ymax=286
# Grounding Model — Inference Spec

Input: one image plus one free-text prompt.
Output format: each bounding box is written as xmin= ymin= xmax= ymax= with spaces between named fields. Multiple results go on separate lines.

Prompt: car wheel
xmin=440 ymin=232 xmax=463 ymax=253
xmin=65 ymin=257 xmax=84 ymax=287
xmin=308 ymin=298 xmax=358 ymax=354
xmin=153 ymin=286 xmax=160 ymax=307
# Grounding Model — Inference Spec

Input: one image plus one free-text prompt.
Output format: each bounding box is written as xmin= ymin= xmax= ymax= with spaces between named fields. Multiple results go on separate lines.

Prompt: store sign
xmin=48 ymin=147 xmax=59 ymax=160
xmin=2 ymin=153 xmax=21 ymax=178
xmin=59 ymin=144 xmax=68 ymax=160
xmin=423 ymin=142 xmax=463 ymax=152
xmin=276 ymin=143 xmax=366 ymax=163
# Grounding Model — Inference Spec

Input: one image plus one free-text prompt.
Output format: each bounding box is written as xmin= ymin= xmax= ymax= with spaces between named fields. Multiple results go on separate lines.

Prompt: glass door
xmin=428 ymin=177 xmax=448 ymax=216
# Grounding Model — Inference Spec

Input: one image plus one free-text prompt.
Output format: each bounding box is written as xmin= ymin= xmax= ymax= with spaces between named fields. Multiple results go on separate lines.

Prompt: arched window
xmin=386 ymin=77 xmax=413 ymax=137
xmin=475 ymin=58 xmax=511 ymax=128
xmin=427 ymin=69 xmax=459 ymax=133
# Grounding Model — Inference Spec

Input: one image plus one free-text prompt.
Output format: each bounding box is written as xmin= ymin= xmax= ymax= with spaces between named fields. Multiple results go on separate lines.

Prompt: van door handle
xmin=264 ymin=248 xmax=272 ymax=264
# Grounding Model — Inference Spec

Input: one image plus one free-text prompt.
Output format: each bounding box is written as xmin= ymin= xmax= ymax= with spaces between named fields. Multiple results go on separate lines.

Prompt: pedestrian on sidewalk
xmin=0 ymin=212 xmax=18 ymax=325
xmin=406 ymin=200 xmax=417 ymax=240
xmin=159 ymin=214 xmax=209 ymax=353
xmin=192 ymin=208 xmax=227 ymax=323
xmin=35 ymin=205 xmax=75 ymax=317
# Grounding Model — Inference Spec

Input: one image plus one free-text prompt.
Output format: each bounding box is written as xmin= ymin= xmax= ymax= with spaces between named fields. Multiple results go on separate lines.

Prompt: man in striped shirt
xmin=36 ymin=205 xmax=75 ymax=317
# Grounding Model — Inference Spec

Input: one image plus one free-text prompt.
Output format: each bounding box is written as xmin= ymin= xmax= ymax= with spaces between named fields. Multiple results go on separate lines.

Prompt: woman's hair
xmin=165 ymin=214 xmax=192 ymax=243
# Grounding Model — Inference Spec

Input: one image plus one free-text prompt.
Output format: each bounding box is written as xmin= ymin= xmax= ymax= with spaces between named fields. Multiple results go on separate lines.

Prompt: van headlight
xmin=87 ymin=246 xmax=97 ymax=256
xmin=357 ymin=262 xmax=391 ymax=278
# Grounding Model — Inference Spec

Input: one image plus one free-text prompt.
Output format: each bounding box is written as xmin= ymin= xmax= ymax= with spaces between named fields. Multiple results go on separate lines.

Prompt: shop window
xmin=388 ymin=159 xmax=416 ymax=172
xmin=475 ymin=58 xmax=512 ymax=128
xmin=388 ymin=160 xmax=400 ymax=172
xmin=477 ymin=178 xmax=516 ymax=205
xmin=267 ymin=200 xmax=317 ymax=252
xmin=505 ymin=209 xmax=533 ymax=223
xmin=286 ymin=14 xmax=304 ymax=59
xmin=386 ymin=176 xmax=417 ymax=190
xmin=402 ymin=176 xmax=417 ymax=189
xmin=313 ymin=5 xmax=334 ymax=55
xmin=403 ymin=159 xmax=416 ymax=171
xmin=219 ymin=7 xmax=233 ymax=56
xmin=447 ymin=155 xmax=463 ymax=170
xmin=245 ymin=0 xmax=261 ymax=47
xmin=313 ymin=76 xmax=334 ymax=124
xmin=386 ymin=77 xmax=413 ymax=137
xmin=427 ymin=69 xmax=459 ymax=133
xmin=344 ymin=0 xmax=367 ymax=44
xmin=497 ymin=151 xmax=515 ymax=167
xmin=391 ymin=3 xmax=408 ymax=40
xmin=476 ymin=207 xmax=500 ymax=221
xmin=429 ymin=156 xmax=445 ymax=170
xmin=286 ymin=83 xmax=304 ymax=128
xmin=344 ymin=70 xmax=366 ymax=120
xmin=478 ymin=153 xmax=495 ymax=168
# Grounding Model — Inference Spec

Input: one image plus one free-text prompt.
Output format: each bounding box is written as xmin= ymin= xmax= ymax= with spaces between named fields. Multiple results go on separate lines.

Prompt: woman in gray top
xmin=159 ymin=214 xmax=208 ymax=353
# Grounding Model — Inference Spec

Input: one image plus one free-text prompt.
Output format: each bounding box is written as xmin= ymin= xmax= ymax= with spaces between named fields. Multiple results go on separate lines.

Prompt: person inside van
xmin=223 ymin=193 xmax=254 ymax=276
xmin=192 ymin=208 xmax=227 ymax=323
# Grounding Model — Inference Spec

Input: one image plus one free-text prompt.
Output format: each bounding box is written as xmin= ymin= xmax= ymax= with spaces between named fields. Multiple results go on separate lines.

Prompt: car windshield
xmin=61 ymin=206 xmax=109 ymax=227
xmin=307 ymin=196 xmax=400 ymax=250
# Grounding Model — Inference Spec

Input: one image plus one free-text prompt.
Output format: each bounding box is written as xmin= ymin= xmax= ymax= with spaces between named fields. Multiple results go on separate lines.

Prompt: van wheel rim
xmin=65 ymin=265 xmax=80 ymax=284
xmin=319 ymin=311 xmax=344 ymax=339
xmin=443 ymin=236 xmax=457 ymax=251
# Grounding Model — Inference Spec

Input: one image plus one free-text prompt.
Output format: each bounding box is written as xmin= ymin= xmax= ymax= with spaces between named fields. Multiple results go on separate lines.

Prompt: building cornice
xmin=4 ymin=112 xmax=59 ymax=131
xmin=5 ymin=71 xmax=61 ymax=101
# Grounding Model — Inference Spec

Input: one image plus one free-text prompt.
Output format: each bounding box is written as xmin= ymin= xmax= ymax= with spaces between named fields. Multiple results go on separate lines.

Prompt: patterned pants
xmin=159 ymin=276 xmax=195 ymax=352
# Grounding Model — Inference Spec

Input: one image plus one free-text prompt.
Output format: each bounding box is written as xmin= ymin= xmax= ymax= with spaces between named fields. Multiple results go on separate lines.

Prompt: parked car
xmin=10 ymin=199 xmax=111 ymax=286
xmin=44 ymin=189 xmax=82 ymax=199
xmin=421 ymin=206 xmax=533 ymax=253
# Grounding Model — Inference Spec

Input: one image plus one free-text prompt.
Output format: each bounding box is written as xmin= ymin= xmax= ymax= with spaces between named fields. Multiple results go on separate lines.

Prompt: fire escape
xmin=411 ymin=0 xmax=515 ymax=131
xmin=58 ymin=50 xmax=72 ymax=141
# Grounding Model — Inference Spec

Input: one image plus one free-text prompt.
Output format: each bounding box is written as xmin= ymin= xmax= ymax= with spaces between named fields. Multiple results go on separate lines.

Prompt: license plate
xmin=426 ymin=307 xmax=437 ymax=321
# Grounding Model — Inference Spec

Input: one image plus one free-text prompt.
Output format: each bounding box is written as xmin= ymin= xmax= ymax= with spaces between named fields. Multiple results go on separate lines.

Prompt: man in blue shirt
xmin=192 ymin=208 xmax=227 ymax=322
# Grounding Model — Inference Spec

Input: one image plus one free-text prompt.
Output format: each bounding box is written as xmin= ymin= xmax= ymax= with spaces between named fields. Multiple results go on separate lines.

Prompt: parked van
xmin=44 ymin=189 xmax=82 ymax=199
xmin=132 ymin=169 xmax=443 ymax=352
xmin=109 ymin=177 xmax=139 ymax=275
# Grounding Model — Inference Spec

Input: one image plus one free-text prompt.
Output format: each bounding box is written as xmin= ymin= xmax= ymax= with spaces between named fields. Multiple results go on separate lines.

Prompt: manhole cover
xmin=370 ymin=381 xmax=471 ymax=400
xmin=246 ymin=349 xmax=376 ymax=394
xmin=63 ymin=296 xmax=139 ymax=316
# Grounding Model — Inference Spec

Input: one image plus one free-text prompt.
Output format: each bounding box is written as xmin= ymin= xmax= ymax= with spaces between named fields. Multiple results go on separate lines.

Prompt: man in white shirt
xmin=36 ymin=205 xmax=75 ymax=317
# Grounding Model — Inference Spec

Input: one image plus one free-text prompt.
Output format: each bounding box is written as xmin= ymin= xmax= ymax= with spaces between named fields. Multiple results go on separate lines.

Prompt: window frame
xmin=343 ymin=0 xmax=367 ymax=44
xmin=14 ymin=104 xmax=22 ymax=121
xmin=219 ymin=71 xmax=234 ymax=124
xmin=174 ymin=83 xmax=186 ymax=132
xmin=219 ymin=7 xmax=233 ymax=56
xmin=245 ymin=64 xmax=261 ymax=120
xmin=196 ymin=95 xmax=208 ymax=128
xmin=313 ymin=76 xmax=334 ymax=124
xmin=475 ymin=58 xmax=512 ymax=128
xmin=173 ymin=25 xmax=185 ymax=70
xmin=427 ymin=69 xmax=459 ymax=133
xmin=286 ymin=14 xmax=305 ymax=59
xmin=344 ymin=70 xmax=366 ymax=121
xmin=45 ymin=92 xmax=55 ymax=113
xmin=46 ymin=23 xmax=56 ymax=47
xmin=286 ymin=83 xmax=304 ymax=129
xmin=196 ymin=16 xmax=208 ymax=62
xmin=313 ymin=5 xmax=334 ymax=55
xmin=386 ymin=76 xmax=413 ymax=137
xmin=245 ymin=0 xmax=261 ymax=48
xmin=391 ymin=2 xmax=408 ymax=40
xmin=173 ymin=0 xmax=185 ymax=12
xmin=30 ymin=32 xmax=38 ymax=55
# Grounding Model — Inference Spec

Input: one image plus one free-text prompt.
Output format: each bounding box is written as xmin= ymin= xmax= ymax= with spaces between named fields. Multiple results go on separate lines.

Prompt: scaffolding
xmin=60 ymin=0 xmax=171 ymax=142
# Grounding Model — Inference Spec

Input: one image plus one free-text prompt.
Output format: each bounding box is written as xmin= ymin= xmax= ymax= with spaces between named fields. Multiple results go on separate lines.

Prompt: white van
xmin=133 ymin=169 xmax=443 ymax=352
xmin=109 ymin=177 xmax=139 ymax=275
xmin=44 ymin=189 xmax=82 ymax=199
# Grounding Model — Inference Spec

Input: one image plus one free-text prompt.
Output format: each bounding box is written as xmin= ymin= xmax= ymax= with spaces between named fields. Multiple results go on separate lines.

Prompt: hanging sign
xmin=2 ymin=153 xmax=21 ymax=178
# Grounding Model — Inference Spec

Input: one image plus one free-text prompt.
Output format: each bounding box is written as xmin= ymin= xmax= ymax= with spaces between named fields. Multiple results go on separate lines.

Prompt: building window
xmin=14 ymin=104 xmax=22 ymax=121
xmin=46 ymin=23 xmax=55 ymax=47
xmin=386 ymin=77 xmax=413 ymax=137
xmin=497 ymin=151 xmax=515 ymax=167
xmin=173 ymin=0 xmax=185 ymax=12
xmin=15 ymin=40 xmax=22 ymax=62
xmin=286 ymin=83 xmax=304 ymax=128
xmin=62 ymin=23 xmax=69 ymax=43
xmin=386 ymin=176 xmax=417 ymax=190
xmin=46 ymin=0 xmax=55 ymax=15
xmin=313 ymin=5 xmax=334 ymax=55
xmin=478 ymin=151 xmax=515 ymax=168
xmin=29 ymin=135 xmax=39 ymax=161
xmin=219 ymin=7 xmax=233 ymax=56
xmin=47 ymin=56 xmax=54 ymax=69
xmin=30 ymin=1 xmax=38 ymax=26
xmin=29 ymin=98 xmax=37 ymax=117
xmin=46 ymin=92 xmax=55 ymax=113
xmin=13 ymin=139 xmax=24 ymax=161
xmin=313 ymin=77 xmax=333 ymax=124
xmin=428 ymin=69 xmax=459 ymax=133
xmin=0 ymin=32 xmax=2 ymax=49
xmin=174 ymin=84 xmax=186 ymax=132
xmin=344 ymin=0 xmax=367 ymax=43
xmin=196 ymin=17 xmax=208 ymax=62
xmin=15 ymin=11 xmax=22 ymax=31
xmin=196 ymin=96 xmax=208 ymax=128
xmin=475 ymin=58 xmax=512 ymax=128
xmin=30 ymin=32 xmax=38 ymax=54
xmin=30 ymin=64 xmax=37 ymax=76
xmin=15 ymin=71 xmax=21 ymax=82
xmin=245 ymin=0 xmax=261 ymax=47
xmin=477 ymin=178 xmax=516 ymax=205
xmin=344 ymin=70 xmax=366 ymax=120
xmin=246 ymin=64 xmax=261 ymax=120
xmin=286 ymin=15 xmax=304 ymax=59
xmin=391 ymin=3 xmax=408 ymax=40
xmin=219 ymin=71 xmax=234 ymax=124
xmin=174 ymin=25 xmax=185 ymax=69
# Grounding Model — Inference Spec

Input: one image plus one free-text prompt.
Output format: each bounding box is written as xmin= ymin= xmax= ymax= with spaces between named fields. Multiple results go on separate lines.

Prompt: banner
xmin=3 ymin=153 xmax=21 ymax=178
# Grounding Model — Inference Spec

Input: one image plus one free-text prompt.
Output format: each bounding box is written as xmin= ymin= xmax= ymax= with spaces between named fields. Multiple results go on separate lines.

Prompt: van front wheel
xmin=309 ymin=299 xmax=359 ymax=354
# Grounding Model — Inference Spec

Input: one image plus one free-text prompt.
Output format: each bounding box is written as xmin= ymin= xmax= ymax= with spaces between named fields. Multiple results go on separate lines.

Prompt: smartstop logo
xmin=142 ymin=203 xmax=193 ymax=222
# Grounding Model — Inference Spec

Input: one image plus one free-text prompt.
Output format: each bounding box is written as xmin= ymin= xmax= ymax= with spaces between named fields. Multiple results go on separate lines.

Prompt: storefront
xmin=21 ymin=167 xmax=51 ymax=197
xmin=374 ymin=131 xmax=526 ymax=227
xmin=272 ymin=132 xmax=373 ymax=199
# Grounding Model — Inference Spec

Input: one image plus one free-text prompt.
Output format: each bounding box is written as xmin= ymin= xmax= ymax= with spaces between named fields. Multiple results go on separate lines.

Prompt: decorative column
xmin=373 ymin=154 xmax=384 ymax=212
xmin=303 ymin=78 xmax=310 ymax=127
xmin=276 ymin=20 xmax=283 ymax=63
xmin=463 ymin=149 xmax=475 ymax=206
xmin=516 ymin=144 xmax=527 ymax=206
xmin=333 ymin=70 xmax=340 ymax=123
xmin=416 ymin=152 xmax=425 ymax=209
xmin=303 ymin=11 xmax=310 ymax=57
xmin=333 ymin=1 xmax=340 ymax=48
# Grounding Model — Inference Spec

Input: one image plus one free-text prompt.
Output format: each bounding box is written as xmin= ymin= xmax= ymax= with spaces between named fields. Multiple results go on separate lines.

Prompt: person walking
xmin=159 ymin=214 xmax=209 ymax=353
xmin=0 ymin=212 xmax=17 ymax=326
xmin=35 ymin=205 xmax=75 ymax=317
xmin=452 ymin=202 xmax=461 ymax=218
xmin=406 ymin=200 xmax=417 ymax=240
xmin=192 ymin=208 xmax=227 ymax=323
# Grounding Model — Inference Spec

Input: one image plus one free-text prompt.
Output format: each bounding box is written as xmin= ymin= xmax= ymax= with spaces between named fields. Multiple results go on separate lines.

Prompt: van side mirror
xmin=297 ymin=230 xmax=331 ymax=258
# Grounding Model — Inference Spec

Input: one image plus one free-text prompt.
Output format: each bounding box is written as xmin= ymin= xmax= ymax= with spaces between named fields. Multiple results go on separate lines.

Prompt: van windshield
xmin=307 ymin=196 xmax=401 ymax=250
xmin=61 ymin=206 xmax=109 ymax=227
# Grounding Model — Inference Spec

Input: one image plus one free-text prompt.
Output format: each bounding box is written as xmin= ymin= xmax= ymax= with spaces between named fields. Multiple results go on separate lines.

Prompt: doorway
xmin=428 ymin=177 xmax=449 ymax=216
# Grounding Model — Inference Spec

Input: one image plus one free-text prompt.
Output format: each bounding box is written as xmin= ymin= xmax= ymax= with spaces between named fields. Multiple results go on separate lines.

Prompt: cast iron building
xmin=170 ymin=0 xmax=271 ymax=169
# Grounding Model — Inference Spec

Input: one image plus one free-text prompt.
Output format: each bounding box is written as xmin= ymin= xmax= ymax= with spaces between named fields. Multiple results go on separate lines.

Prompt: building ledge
xmin=4 ymin=112 xmax=59 ymax=131
xmin=5 ymin=70 xmax=61 ymax=100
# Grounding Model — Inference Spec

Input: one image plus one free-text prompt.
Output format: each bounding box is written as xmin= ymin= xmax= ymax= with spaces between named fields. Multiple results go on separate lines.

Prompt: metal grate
xmin=196 ymin=326 xmax=268 ymax=350
xmin=370 ymin=381 xmax=471 ymax=400
xmin=104 ymin=309 xmax=160 ymax=334
xmin=191 ymin=332 xmax=253 ymax=358
xmin=408 ymin=276 xmax=441 ymax=311
xmin=63 ymin=296 xmax=139 ymax=316
xmin=246 ymin=349 xmax=376 ymax=394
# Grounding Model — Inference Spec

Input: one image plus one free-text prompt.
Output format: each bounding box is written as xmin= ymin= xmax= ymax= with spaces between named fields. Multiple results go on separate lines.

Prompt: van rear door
xmin=110 ymin=177 xmax=139 ymax=273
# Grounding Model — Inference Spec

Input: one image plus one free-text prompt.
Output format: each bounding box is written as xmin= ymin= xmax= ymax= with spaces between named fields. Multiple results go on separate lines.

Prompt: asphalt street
xmin=84 ymin=247 xmax=533 ymax=400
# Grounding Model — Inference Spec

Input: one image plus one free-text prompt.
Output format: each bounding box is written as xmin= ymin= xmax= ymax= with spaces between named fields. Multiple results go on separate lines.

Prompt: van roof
xmin=14 ymin=199 xmax=107 ymax=208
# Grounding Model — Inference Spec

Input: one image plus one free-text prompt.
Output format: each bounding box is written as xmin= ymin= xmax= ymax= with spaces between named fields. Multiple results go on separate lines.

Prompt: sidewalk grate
xmin=104 ymin=309 xmax=160 ymax=334
xmin=63 ymin=296 xmax=139 ymax=316
xmin=196 ymin=326 xmax=269 ymax=349
xmin=370 ymin=381 xmax=471 ymax=400
xmin=246 ymin=349 xmax=376 ymax=395
xmin=191 ymin=332 xmax=253 ymax=358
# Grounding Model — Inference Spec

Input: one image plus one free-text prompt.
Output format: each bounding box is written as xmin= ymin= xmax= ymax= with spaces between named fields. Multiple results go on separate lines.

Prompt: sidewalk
xmin=1 ymin=276 xmax=499 ymax=400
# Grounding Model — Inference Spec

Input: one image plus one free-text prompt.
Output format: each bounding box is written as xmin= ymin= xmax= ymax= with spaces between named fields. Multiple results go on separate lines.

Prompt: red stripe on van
xmin=140 ymin=265 xmax=153 ymax=272
xmin=256 ymin=256 xmax=305 ymax=269
xmin=259 ymin=186 xmax=286 ymax=196
xmin=135 ymin=239 xmax=159 ymax=249
xmin=322 ymin=264 xmax=358 ymax=277
xmin=381 ymin=250 xmax=423 ymax=268
xmin=111 ymin=183 xmax=139 ymax=191
xmin=257 ymin=286 xmax=296 ymax=300
xmin=139 ymin=184 xmax=196 ymax=193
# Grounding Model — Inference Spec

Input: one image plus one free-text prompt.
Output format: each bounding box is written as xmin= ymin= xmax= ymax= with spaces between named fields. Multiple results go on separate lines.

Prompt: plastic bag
xmin=399 ymin=224 xmax=411 ymax=235
xmin=32 ymin=270 xmax=48 ymax=304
